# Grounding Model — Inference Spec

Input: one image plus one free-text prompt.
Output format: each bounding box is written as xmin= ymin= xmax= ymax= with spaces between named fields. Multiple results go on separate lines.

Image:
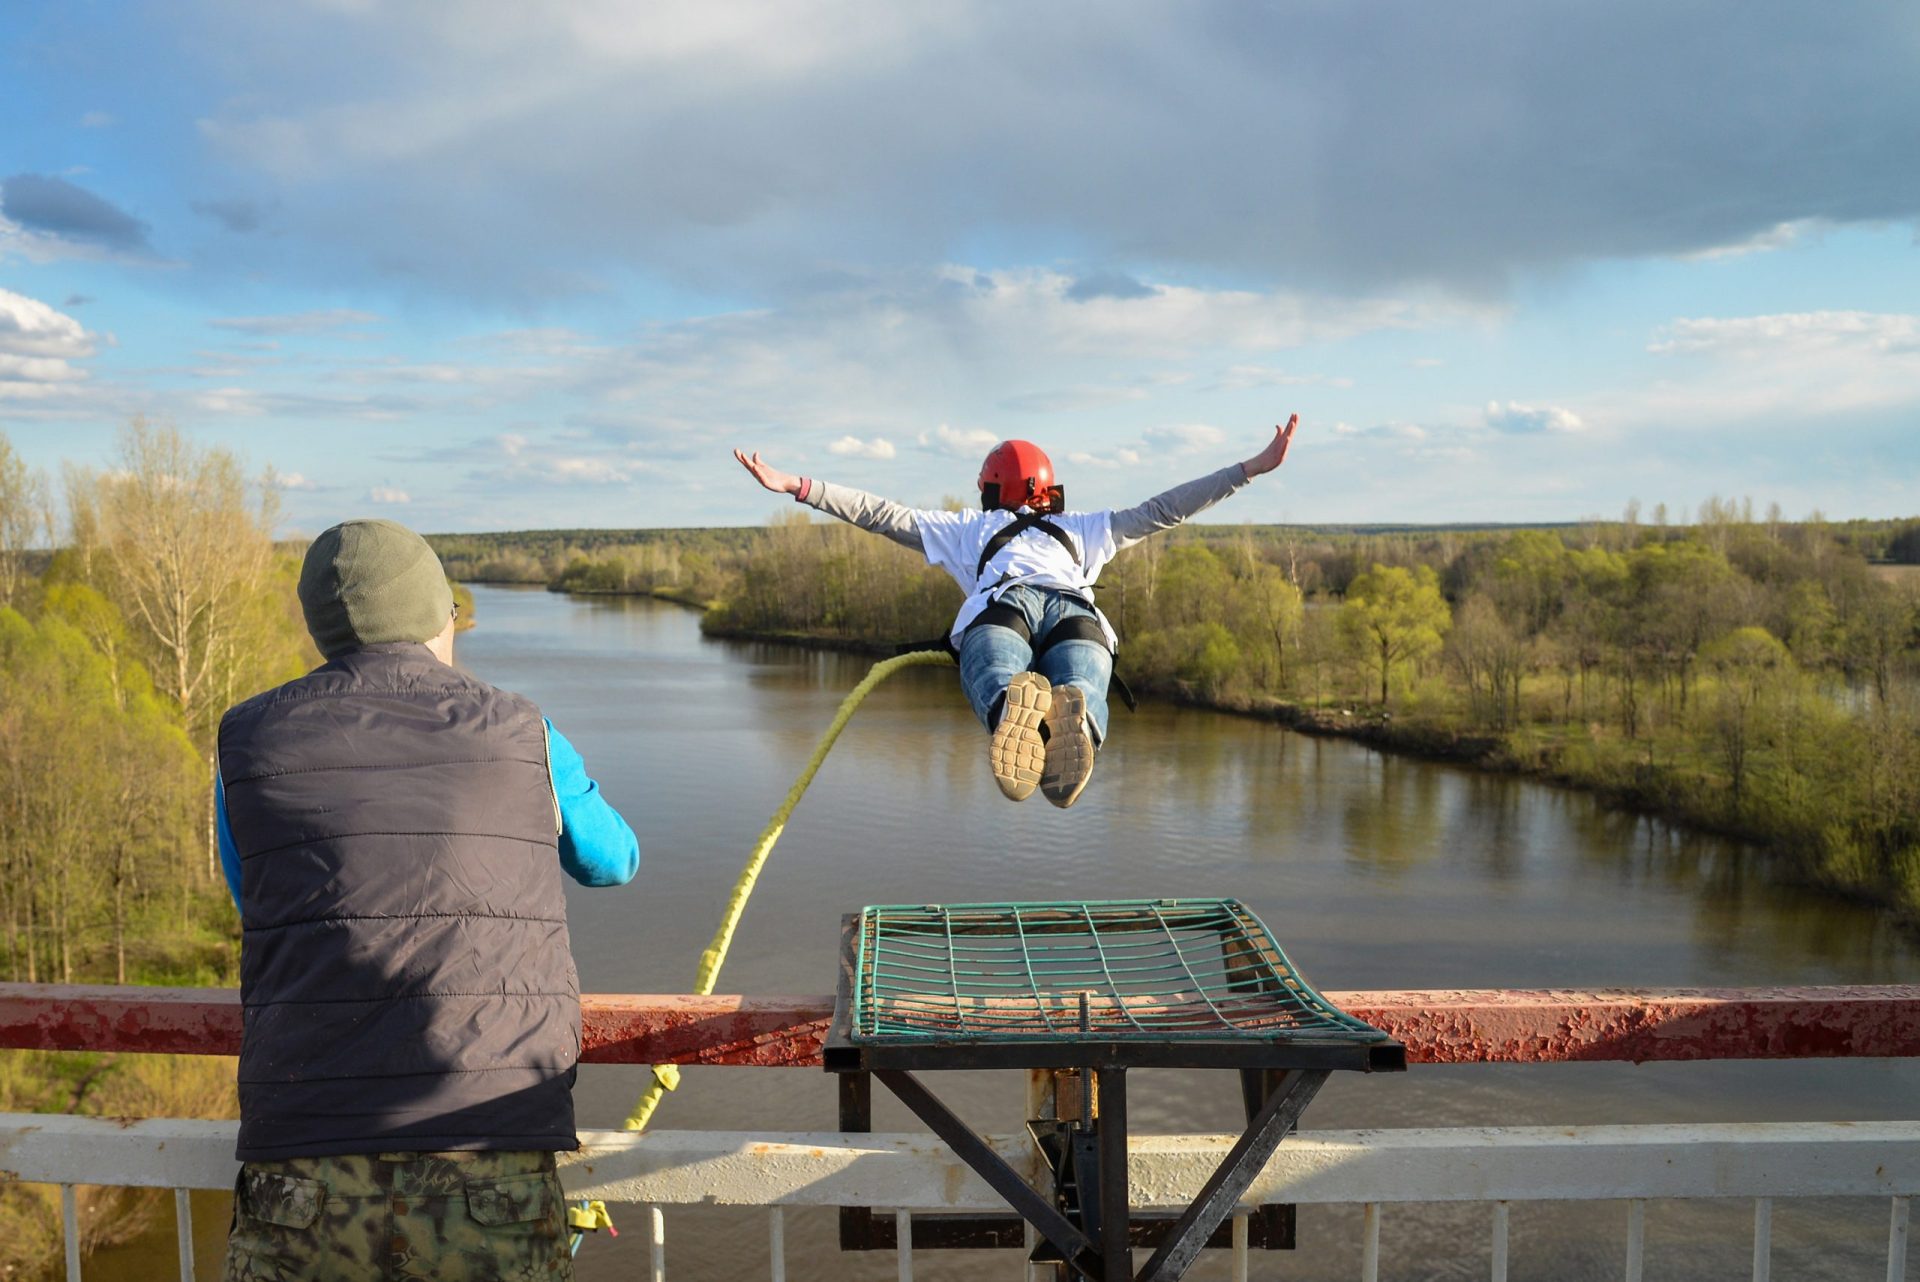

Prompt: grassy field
xmin=1872 ymin=563 xmax=1920 ymax=584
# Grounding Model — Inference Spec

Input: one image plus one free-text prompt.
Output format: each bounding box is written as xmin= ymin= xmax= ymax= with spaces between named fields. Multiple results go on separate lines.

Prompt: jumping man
xmin=734 ymin=416 xmax=1299 ymax=807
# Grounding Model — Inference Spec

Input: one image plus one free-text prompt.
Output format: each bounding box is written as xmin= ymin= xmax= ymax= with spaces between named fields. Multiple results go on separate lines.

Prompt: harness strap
xmin=1031 ymin=615 xmax=1138 ymax=712
xmin=974 ymin=513 xmax=1080 ymax=584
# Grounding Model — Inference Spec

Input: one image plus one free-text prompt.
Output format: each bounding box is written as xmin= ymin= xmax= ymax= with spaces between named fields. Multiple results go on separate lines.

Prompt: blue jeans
xmin=957 ymin=585 xmax=1112 ymax=743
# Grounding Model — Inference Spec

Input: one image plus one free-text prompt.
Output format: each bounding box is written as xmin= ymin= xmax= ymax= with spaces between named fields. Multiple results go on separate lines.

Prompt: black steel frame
xmin=826 ymin=913 xmax=1405 ymax=1281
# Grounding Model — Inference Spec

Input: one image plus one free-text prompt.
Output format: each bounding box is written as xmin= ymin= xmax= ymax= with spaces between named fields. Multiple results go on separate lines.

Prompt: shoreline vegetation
xmin=434 ymin=506 xmax=1920 ymax=926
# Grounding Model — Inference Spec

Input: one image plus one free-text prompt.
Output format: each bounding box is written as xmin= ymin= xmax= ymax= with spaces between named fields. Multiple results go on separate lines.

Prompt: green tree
xmin=1701 ymin=626 xmax=1791 ymax=811
xmin=1339 ymin=563 xmax=1451 ymax=705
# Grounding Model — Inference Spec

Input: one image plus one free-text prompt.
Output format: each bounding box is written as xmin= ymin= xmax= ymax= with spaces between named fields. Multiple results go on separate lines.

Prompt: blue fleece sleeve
xmin=547 ymin=720 xmax=640 ymax=887
xmin=216 ymin=773 xmax=242 ymax=911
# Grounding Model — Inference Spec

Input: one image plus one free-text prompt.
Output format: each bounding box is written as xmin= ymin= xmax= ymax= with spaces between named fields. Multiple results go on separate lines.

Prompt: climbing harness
xmin=975 ymin=511 xmax=1081 ymax=581
xmin=620 ymin=648 xmax=958 ymax=1134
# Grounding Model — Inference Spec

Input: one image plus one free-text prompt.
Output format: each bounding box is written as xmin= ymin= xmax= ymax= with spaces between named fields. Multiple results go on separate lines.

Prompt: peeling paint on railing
xmin=3 ymin=984 xmax=1918 ymax=1066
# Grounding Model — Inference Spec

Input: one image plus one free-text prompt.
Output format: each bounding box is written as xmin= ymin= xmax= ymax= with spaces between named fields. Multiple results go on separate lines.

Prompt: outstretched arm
xmin=1110 ymin=415 xmax=1300 ymax=549
xmin=732 ymin=446 xmax=925 ymax=552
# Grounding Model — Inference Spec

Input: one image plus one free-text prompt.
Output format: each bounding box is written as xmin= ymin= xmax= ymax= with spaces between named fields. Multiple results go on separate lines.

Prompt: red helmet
xmin=978 ymin=440 xmax=1064 ymax=513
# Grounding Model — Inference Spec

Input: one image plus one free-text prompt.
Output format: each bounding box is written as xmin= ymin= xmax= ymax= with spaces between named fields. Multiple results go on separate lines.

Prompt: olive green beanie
xmin=298 ymin=519 xmax=455 ymax=658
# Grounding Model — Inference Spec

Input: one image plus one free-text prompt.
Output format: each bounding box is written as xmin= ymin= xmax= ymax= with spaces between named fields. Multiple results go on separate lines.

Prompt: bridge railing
xmin=4 ymin=984 xmax=1918 ymax=1281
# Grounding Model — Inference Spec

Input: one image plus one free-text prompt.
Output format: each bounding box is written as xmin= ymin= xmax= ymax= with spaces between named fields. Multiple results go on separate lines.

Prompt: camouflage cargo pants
xmin=222 ymin=1150 xmax=574 ymax=1281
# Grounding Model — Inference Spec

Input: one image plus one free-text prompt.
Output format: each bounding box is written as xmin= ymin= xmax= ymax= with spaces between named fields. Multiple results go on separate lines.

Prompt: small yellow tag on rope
xmin=567 ymin=1200 xmax=618 ymax=1234
xmin=623 ymin=650 xmax=956 ymax=1133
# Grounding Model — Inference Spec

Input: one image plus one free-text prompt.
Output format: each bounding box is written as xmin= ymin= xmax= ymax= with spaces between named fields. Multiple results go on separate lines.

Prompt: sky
xmin=2 ymin=1 xmax=1918 ymax=536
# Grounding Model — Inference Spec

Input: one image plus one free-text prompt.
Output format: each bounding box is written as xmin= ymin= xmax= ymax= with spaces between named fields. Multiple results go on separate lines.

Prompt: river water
xmin=129 ymin=584 xmax=1920 ymax=1280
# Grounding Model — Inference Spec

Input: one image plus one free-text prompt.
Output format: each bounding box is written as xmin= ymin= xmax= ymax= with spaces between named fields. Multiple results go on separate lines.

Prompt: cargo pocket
xmin=241 ymin=1171 xmax=325 ymax=1229
xmin=465 ymin=1169 xmax=569 ymax=1280
xmin=466 ymin=1172 xmax=552 ymax=1227
xmin=224 ymin=1171 xmax=325 ymax=1281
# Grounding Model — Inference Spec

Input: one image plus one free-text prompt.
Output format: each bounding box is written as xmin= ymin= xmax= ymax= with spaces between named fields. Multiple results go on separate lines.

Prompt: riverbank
xmin=691 ymin=609 xmax=1917 ymax=923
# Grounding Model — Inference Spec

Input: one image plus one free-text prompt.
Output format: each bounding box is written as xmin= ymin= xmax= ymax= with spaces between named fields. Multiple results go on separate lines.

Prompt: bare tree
xmin=0 ymin=433 xmax=50 ymax=610
xmin=64 ymin=421 xmax=281 ymax=745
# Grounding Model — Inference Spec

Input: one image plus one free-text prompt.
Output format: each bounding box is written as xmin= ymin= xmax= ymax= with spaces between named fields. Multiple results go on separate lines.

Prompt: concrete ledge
xmin=5 ymin=1114 xmax=1919 ymax=1207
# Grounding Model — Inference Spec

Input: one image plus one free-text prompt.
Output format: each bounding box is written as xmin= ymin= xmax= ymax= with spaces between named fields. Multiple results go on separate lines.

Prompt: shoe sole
xmin=1040 ymin=684 xmax=1095 ymax=809
xmin=989 ymin=672 xmax=1051 ymax=802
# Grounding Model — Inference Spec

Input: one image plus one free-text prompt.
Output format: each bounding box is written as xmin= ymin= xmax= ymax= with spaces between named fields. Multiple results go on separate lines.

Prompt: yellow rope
xmin=622 ymin=649 xmax=957 ymax=1131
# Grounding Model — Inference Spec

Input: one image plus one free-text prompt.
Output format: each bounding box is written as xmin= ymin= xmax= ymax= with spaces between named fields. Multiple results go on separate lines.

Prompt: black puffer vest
xmin=218 ymin=643 xmax=578 ymax=1160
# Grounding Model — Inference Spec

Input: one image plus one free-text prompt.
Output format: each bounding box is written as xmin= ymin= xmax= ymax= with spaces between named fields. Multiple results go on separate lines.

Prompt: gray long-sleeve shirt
xmin=796 ymin=462 xmax=1254 ymax=646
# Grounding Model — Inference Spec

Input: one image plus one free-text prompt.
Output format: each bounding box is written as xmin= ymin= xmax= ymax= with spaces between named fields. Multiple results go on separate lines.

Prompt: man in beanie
xmin=214 ymin=518 xmax=638 ymax=1281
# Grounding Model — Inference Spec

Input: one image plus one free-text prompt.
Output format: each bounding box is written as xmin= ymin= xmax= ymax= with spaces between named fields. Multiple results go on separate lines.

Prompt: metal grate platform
xmin=827 ymin=898 xmax=1404 ymax=1280
xmin=851 ymin=897 xmax=1391 ymax=1045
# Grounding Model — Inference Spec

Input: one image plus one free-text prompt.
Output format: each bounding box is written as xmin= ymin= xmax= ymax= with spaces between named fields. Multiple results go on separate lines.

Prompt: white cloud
xmin=208 ymin=309 xmax=381 ymax=336
xmin=1143 ymin=423 xmax=1226 ymax=452
xmin=1332 ymin=421 xmax=1429 ymax=442
xmin=544 ymin=456 xmax=636 ymax=483
xmin=369 ymin=486 xmax=411 ymax=504
xmin=827 ymin=435 xmax=896 ymax=460
xmin=79 ymin=111 xmax=115 ymax=129
xmin=1620 ymin=310 xmax=1920 ymax=424
xmin=999 ymin=385 xmax=1148 ymax=413
xmin=1484 ymin=401 xmax=1585 ymax=434
xmin=1213 ymin=365 xmax=1354 ymax=391
xmin=1681 ymin=219 xmax=1821 ymax=262
xmin=275 ymin=471 xmax=320 ymax=491
xmin=1648 ymin=311 xmax=1920 ymax=359
xmin=0 ymin=288 xmax=97 ymax=400
xmin=918 ymin=424 xmax=1001 ymax=457
xmin=1066 ymin=448 xmax=1143 ymax=469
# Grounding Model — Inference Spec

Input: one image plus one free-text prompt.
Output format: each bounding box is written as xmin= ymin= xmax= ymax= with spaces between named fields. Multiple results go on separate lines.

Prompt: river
xmin=128 ymin=584 xmax=1920 ymax=1280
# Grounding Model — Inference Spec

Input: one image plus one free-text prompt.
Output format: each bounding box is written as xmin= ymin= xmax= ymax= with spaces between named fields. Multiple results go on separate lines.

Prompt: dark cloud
xmin=186 ymin=0 xmax=1920 ymax=300
xmin=63 ymin=294 xmax=95 ymax=308
xmin=191 ymin=197 xmax=270 ymax=233
xmin=1 ymin=173 xmax=150 ymax=252
xmin=1065 ymin=271 xmax=1156 ymax=302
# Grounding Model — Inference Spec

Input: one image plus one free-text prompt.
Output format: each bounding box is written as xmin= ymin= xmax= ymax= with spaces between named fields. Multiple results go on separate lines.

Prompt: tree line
xmin=526 ymin=499 xmax=1920 ymax=920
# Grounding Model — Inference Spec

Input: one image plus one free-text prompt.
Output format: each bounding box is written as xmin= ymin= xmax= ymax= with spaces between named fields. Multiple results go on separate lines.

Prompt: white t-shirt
xmin=912 ymin=507 xmax=1122 ymax=648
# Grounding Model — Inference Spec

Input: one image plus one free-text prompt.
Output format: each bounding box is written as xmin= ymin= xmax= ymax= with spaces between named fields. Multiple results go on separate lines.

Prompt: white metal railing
xmin=7 ymin=1114 xmax=1920 ymax=1280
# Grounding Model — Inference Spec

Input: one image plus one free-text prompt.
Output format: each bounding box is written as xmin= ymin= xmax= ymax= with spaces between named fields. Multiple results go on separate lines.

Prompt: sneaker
xmin=1040 ymin=684 xmax=1095 ymax=809
xmin=988 ymin=672 xmax=1051 ymax=801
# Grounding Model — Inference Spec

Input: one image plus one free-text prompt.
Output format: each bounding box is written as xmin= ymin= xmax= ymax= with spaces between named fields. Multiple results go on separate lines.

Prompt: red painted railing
xmin=3 ymin=984 xmax=1917 ymax=1066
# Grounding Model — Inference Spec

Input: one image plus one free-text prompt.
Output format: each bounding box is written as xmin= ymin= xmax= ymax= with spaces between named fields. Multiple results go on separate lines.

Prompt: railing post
xmin=1889 ymin=1196 xmax=1910 ymax=1282
xmin=1624 ymin=1199 xmax=1646 ymax=1282
xmin=1491 ymin=1201 xmax=1509 ymax=1282
xmin=176 ymin=1188 xmax=196 ymax=1282
xmin=768 ymin=1206 xmax=785 ymax=1282
xmin=896 ymin=1209 xmax=913 ymax=1282
xmin=1360 ymin=1202 xmax=1380 ymax=1282
xmin=1232 ymin=1213 xmax=1249 ymax=1282
xmin=650 ymin=1205 xmax=666 ymax=1282
xmin=1751 ymin=1197 xmax=1770 ymax=1282
xmin=62 ymin=1184 xmax=80 ymax=1282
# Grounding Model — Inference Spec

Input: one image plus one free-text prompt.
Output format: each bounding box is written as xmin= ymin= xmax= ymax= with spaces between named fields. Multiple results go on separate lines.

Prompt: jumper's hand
xmin=733 ymin=448 xmax=801 ymax=496
xmin=1242 ymin=414 xmax=1299 ymax=478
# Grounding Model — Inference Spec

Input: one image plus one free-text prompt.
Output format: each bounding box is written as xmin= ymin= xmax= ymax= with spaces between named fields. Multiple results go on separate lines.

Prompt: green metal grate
xmin=849 ymin=898 xmax=1390 ymax=1044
